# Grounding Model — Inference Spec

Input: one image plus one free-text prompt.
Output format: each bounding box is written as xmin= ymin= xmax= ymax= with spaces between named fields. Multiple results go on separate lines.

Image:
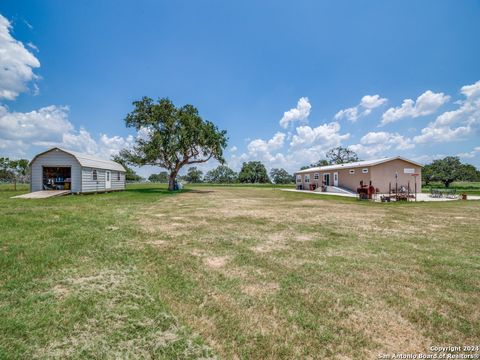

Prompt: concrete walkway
xmin=281 ymin=189 xmax=480 ymax=202
xmin=11 ymin=190 xmax=71 ymax=199
xmin=280 ymin=189 xmax=356 ymax=198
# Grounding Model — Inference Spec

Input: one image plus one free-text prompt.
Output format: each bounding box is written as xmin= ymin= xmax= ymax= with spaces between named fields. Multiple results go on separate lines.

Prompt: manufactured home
xmin=29 ymin=147 xmax=126 ymax=194
xmin=295 ymin=156 xmax=422 ymax=194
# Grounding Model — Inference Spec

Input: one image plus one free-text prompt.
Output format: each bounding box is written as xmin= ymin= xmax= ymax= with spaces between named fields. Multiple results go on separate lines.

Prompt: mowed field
xmin=1 ymin=184 xmax=479 ymax=359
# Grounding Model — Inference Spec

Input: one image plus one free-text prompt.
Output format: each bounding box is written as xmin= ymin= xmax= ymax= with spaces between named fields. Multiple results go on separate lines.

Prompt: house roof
xmin=30 ymin=147 xmax=126 ymax=172
xmin=295 ymin=156 xmax=423 ymax=174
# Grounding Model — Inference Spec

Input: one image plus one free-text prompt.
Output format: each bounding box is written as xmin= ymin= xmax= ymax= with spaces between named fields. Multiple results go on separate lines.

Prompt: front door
xmin=106 ymin=171 xmax=111 ymax=189
xmin=333 ymin=172 xmax=339 ymax=186
xmin=323 ymin=173 xmax=330 ymax=186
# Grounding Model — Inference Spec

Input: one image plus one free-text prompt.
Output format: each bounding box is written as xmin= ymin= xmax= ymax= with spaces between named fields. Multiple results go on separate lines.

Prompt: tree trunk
xmin=168 ymin=171 xmax=177 ymax=191
xmin=444 ymin=179 xmax=453 ymax=188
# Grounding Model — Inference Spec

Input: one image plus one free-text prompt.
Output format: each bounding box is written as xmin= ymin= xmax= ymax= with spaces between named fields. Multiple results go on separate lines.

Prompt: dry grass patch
xmin=242 ymin=282 xmax=279 ymax=297
xmin=134 ymin=187 xmax=480 ymax=358
xmin=342 ymin=301 xmax=430 ymax=355
xmin=204 ymin=256 xmax=231 ymax=269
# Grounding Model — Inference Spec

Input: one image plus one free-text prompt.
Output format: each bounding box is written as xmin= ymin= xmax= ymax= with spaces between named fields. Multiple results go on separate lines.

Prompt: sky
xmin=0 ymin=0 xmax=479 ymax=177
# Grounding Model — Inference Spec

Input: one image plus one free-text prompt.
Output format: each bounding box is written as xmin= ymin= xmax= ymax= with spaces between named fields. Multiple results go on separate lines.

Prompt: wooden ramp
xmin=12 ymin=190 xmax=71 ymax=199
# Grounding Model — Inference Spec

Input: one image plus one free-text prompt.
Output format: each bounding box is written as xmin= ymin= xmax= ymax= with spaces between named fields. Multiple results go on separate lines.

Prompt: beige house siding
xmin=369 ymin=159 xmax=422 ymax=193
xmin=336 ymin=167 xmax=371 ymax=192
xmin=296 ymin=168 xmax=371 ymax=190
xmin=296 ymin=171 xmax=324 ymax=190
xmin=295 ymin=158 xmax=422 ymax=194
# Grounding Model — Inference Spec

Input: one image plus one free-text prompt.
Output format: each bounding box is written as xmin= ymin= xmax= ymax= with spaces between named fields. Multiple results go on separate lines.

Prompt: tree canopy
xmin=119 ymin=97 xmax=227 ymax=190
xmin=421 ymin=164 xmax=435 ymax=186
xmin=326 ymin=147 xmax=359 ymax=164
xmin=0 ymin=157 xmax=29 ymax=190
xmin=184 ymin=167 xmax=203 ymax=183
xmin=148 ymin=171 xmax=169 ymax=183
xmin=238 ymin=161 xmax=270 ymax=183
xmin=204 ymin=165 xmax=238 ymax=183
xmin=270 ymin=168 xmax=293 ymax=184
xmin=300 ymin=159 xmax=329 ymax=170
xmin=424 ymin=156 xmax=479 ymax=187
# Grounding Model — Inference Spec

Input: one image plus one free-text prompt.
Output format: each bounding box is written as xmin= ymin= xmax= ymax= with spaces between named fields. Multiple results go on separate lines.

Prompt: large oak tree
xmin=120 ymin=97 xmax=227 ymax=190
xmin=326 ymin=146 xmax=359 ymax=164
xmin=238 ymin=161 xmax=270 ymax=183
xmin=204 ymin=165 xmax=238 ymax=184
xmin=426 ymin=156 xmax=478 ymax=188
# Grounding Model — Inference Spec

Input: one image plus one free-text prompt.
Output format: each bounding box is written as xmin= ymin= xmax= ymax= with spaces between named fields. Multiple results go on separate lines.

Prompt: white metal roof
xmin=295 ymin=156 xmax=423 ymax=174
xmin=30 ymin=147 xmax=126 ymax=172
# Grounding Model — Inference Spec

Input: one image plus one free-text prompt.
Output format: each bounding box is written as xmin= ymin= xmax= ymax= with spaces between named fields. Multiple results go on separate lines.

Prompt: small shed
xmin=29 ymin=147 xmax=126 ymax=194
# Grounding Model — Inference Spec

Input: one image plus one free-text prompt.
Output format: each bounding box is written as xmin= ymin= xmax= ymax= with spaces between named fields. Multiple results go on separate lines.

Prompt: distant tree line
xmin=147 ymin=162 xmax=296 ymax=184
xmin=0 ymin=157 xmax=29 ymax=190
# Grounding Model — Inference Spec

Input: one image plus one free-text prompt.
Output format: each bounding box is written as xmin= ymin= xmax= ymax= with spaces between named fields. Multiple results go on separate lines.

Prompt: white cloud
xmin=230 ymin=146 xmax=237 ymax=153
xmin=99 ymin=133 xmax=134 ymax=157
xmin=413 ymin=125 xmax=472 ymax=144
xmin=27 ymin=42 xmax=39 ymax=52
xmin=381 ymin=90 xmax=450 ymax=126
xmin=413 ymin=81 xmax=480 ymax=144
xmin=290 ymin=122 xmax=350 ymax=148
xmin=23 ymin=19 xmax=34 ymax=30
xmin=246 ymin=132 xmax=285 ymax=160
xmin=230 ymin=121 xmax=350 ymax=172
xmin=0 ymin=14 xmax=40 ymax=100
xmin=461 ymin=81 xmax=480 ymax=99
xmin=360 ymin=95 xmax=388 ymax=110
xmin=0 ymin=105 xmax=73 ymax=143
xmin=412 ymin=153 xmax=445 ymax=165
xmin=349 ymin=131 xmax=414 ymax=158
xmin=279 ymin=97 xmax=311 ymax=128
xmin=335 ymin=94 xmax=387 ymax=122
xmin=0 ymin=104 xmax=134 ymax=159
xmin=62 ymin=128 xmax=99 ymax=154
xmin=457 ymin=146 xmax=480 ymax=159
xmin=334 ymin=106 xmax=358 ymax=122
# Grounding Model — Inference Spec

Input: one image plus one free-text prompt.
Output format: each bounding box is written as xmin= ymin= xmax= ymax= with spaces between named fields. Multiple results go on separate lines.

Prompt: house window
xmin=304 ymin=174 xmax=310 ymax=183
xmin=362 ymin=168 xmax=368 ymax=174
xmin=296 ymin=175 xmax=302 ymax=183
xmin=92 ymin=169 xmax=97 ymax=181
xmin=314 ymin=173 xmax=319 ymax=180
xmin=117 ymin=172 xmax=121 ymax=181
xmin=349 ymin=169 xmax=355 ymax=174
xmin=106 ymin=171 xmax=110 ymax=181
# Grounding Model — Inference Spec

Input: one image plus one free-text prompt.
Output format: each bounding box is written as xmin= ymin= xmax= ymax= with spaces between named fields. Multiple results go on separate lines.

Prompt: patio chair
xmin=447 ymin=188 xmax=457 ymax=199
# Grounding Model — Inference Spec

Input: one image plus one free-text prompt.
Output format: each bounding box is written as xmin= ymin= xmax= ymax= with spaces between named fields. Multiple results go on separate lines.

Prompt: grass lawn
xmin=422 ymin=181 xmax=480 ymax=195
xmin=1 ymin=184 xmax=479 ymax=359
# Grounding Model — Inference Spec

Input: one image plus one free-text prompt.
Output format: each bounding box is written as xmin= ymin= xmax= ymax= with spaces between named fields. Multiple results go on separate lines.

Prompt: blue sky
xmin=1 ymin=0 xmax=479 ymax=176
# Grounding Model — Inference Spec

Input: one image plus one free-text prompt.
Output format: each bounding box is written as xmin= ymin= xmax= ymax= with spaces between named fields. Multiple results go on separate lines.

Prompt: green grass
xmin=0 ymin=184 xmax=479 ymax=359
xmin=422 ymin=181 xmax=480 ymax=195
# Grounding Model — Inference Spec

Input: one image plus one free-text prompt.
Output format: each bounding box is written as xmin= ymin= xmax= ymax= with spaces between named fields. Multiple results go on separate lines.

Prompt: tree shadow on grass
xmin=185 ymin=189 xmax=215 ymax=194
xmin=124 ymin=187 xmax=197 ymax=195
